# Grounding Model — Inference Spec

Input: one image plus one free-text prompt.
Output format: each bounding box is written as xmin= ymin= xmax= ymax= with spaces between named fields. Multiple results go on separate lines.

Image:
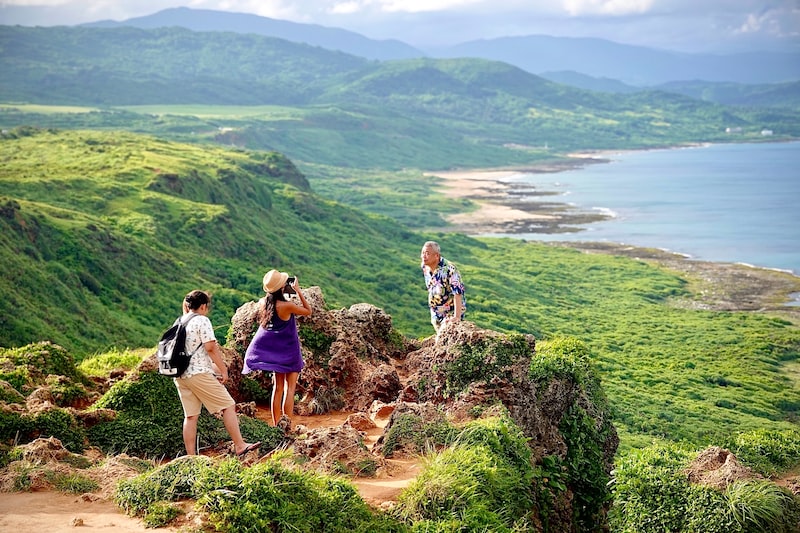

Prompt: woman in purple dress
xmin=244 ymin=269 xmax=312 ymax=428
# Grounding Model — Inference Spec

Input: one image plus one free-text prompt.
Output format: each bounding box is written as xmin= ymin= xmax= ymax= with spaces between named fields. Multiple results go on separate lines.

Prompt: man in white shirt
xmin=174 ymin=290 xmax=260 ymax=457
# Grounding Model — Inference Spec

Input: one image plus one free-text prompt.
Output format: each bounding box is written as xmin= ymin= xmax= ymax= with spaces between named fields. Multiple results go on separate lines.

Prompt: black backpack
xmin=156 ymin=313 xmax=201 ymax=377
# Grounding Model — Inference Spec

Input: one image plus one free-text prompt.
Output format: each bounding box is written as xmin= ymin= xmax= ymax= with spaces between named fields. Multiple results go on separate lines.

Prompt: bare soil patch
xmin=0 ymin=408 xmax=423 ymax=533
xmin=0 ymin=491 xmax=178 ymax=533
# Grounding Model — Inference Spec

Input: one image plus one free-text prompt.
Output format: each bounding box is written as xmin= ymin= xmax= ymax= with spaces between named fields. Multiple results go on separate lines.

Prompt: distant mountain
xmin=428 ymin=35 xmax=800 ymax=86
xmin=653 ymin=80 xmax=800 ymax=108
xmin=2 ymin=25 xmax=799 ymax=166
xmin=82 ymin=6 xmax=423 ymax=61
xmin=0 ymin=25 xmax=369 ymax=105
xmin=539 ymin=71 xmax=641 ymax=94
xmin=76 ymin=8 xmax=799 ymax=86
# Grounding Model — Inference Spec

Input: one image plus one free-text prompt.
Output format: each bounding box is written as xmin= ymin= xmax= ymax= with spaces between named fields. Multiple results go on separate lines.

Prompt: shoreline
xmin=425 ymin=153 xmax=614 ymax=235
xmin=425 ymin=154 xmax=800 ymax=315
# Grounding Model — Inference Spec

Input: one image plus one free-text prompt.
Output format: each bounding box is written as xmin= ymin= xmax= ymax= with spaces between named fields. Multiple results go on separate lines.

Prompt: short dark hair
xmin=184 ymin=290 xmax=210 ymax=311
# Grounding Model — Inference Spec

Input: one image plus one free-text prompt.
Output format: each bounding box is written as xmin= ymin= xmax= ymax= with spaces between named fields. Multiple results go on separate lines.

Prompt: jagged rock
xmin=229 ymin=291 xmax=411 ymax=414
xmin=70 ymin=407 xmax=116 ymax=428
xmin=0 ymin=380 xmax=25 ymax=404
xmin=344 ymin=412 xmax=376 ymax=431
xmin=369 ymin=400 xmax=396 ymax=421
xmin=25 ymin=387 xmax=55 ymax=414
xmin=291 ymin=425 xmax=382 ymax=476
xmin=19 ymin=436 xmax=71 ymax=463
xmin=350 ymin=364 xmax=402 ymax=412
xmin=236 ymin=401 xmax=257 ymax=418
xmin=227 ymin=299 xmax=261 ymax=356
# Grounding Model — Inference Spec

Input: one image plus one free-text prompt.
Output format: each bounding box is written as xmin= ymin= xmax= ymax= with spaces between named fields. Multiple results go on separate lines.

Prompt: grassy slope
xmin=0 ymin=128 xmax=425 ymax=353
xmin=1 ymin=127 xmax=798 ymax=453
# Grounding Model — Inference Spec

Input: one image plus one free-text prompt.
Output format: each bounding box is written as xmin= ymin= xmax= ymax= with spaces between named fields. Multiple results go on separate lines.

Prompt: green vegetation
xmin=1 ymin=128 xmax=798 ymax=455
xmin=379 ymin=413 xmax=457 ymax=457
xmin=87 ymin=370 xmax=282 ymax=458
xmin=116 ymin=453 xmax=405 ymax=531
xmin=609 ymin=436 xmax=800 ymax=532
xmin=2 ymin=25 xmax=798 ymax=173
xmin=49 ymin=471 xmax=100 ymax=494
xmin=1 ymin=32 xmax=799 ymax=526
xmin=77 ymin=347 xmax=150 ymax=377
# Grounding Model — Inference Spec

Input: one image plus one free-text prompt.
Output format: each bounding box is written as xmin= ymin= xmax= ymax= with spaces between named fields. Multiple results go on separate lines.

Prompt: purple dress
xmin=243 ymin=314 xmax=304 ymax=374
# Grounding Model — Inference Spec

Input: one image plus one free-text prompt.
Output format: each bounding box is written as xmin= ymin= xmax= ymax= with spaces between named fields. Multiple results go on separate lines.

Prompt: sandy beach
xmin=425 ymin=154 xmax=612 ymax=234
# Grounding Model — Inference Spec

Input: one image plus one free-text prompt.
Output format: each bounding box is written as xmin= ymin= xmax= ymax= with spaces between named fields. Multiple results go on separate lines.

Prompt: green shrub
xmin=560 ymin=403 xmax=614 ymax=529
xmin=88 ymin=370 xmax=278 ymax=458
xmin=29 ymin=408 xmax=86 ymax=453
xmin=444 ymin=334 xmax=530 ymax=397
xmin=609 ymin=442 xmax=709 ymax=532
xmin=396 ymin=444 xmax=531 ymax=530
xmin=142 ymin=501 xmax=182 ymax=528
xmin=608 ymin=441 xmax=800 ymax=533
xmin=454 ymin=413 xmax=533 ymax=473
xmin=50 ymin=471 xmax=99 ymax=494
xmin=78 ymin=348 xmax=147 ymax=377
xmin=195 ymin=455 xmax=404 ymax=532
xmin=530 ymin=337 xmax=597 ymax=390
xmin=239 ymin=375 xmax=272 ymax=403
xmin=380 ymin=413 xmax=456 ymax=458
xmin=299 ymin=325 xmax=336 ymax=368
xmin=236 ymin=415 xmax=284 ymax=452
xmin=45 ymin=375 xmax=90 ymax=407
xmin=0 ymin=409 xmax=28 ymax=445
xmin=722 ymin=428 xmax=800 ymax=476
xmin=115 ymin=455 xmax=215 ymax=516
xmin=0 ymin=342 xmax=86 ymax=383
xmin=395 ymin=416 xmax=534 ymax=531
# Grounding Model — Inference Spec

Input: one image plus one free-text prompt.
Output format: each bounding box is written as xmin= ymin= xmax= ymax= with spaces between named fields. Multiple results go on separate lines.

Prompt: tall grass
xmin=725 ymin=480 xmax=799 ymax=533
xmin=395 ymin=416 xmax=534 ymax=531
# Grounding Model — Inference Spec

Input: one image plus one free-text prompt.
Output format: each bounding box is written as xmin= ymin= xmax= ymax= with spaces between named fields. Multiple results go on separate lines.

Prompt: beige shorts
xmin=174 ymin=372 xmax=235 ymax=417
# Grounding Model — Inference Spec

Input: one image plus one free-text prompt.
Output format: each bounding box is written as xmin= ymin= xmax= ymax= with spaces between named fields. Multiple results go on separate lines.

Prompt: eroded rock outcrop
xmin=229 ymin=287 xmax=416 ymax=413
xmin=2 ymin=288 xmax=619 ymax=531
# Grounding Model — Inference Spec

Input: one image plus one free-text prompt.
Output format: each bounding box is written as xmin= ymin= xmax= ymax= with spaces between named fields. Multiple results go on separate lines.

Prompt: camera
xmin=284 ymin=276 xmax=296 ymax=294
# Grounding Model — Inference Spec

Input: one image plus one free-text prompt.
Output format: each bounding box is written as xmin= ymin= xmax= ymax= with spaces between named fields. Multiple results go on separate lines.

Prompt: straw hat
xmin=263 ymin=269 xmax=289 ymax=293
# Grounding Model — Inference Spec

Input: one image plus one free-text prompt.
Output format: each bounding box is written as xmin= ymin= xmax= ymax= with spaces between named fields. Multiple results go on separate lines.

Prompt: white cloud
xmin=376 ymin=0 xmax=482 ymax=13
xmin=562 ymin=0 xmax=655 ymax=16
xmin=330 ymin=1 xmax=362 ymax=15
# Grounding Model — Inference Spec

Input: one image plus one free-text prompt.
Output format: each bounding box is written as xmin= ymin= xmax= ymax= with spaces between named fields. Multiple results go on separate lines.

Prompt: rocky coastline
xmin=427 ymin=156 xmax=800 ymax=319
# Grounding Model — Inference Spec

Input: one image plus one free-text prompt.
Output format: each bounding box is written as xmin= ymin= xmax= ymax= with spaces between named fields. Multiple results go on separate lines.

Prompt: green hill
xmin=0 ymin=127 xmax=424 ymax=352
xmin=2 ymin=126 xmax=799 ymax=454
xmin=2 ymin=24 xmax=799 ymax=169
xmin=0 ymin=25 xmax=368 ymax=105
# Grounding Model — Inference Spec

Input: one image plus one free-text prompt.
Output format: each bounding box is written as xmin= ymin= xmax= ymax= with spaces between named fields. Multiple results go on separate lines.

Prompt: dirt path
xmin=0 ymin=491 xmax=178 ymax=533
xmin=0 ymin=409 xmax=422 ymax=532
xmin=291 ymin=410 xmax=422 ymax=506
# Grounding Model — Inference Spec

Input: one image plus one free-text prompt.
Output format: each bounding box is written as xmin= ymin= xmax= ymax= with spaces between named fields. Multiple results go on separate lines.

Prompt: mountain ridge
xmin=82 ymin=6 xmax=423 ymax=61
xmin=75 ymin=7 xmax=800 ymax=86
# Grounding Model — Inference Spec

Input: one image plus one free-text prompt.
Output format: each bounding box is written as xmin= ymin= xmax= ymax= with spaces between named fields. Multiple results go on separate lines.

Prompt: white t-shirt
xmin=179 ymin=313 xmax=216 ymax=379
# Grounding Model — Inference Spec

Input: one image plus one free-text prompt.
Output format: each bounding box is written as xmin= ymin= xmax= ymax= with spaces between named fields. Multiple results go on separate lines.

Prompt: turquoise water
xmin=490 ymin=142 xmax=800 ymax=275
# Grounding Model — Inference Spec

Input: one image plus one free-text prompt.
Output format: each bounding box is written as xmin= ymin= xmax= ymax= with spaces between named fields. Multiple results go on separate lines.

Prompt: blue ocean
xmin=494 ymin=142 xmax=800 ymax=276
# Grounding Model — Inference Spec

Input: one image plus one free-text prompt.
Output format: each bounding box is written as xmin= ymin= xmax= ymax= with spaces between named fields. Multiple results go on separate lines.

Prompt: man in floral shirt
xmin=175 ymin=290 xmax=260 ymax=457
xmin=420 ymin=241 xmax=466 ymax=332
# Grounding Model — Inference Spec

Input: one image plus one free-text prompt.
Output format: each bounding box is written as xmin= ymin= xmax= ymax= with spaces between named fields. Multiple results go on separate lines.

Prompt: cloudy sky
xmin=1 ymin=0 xmax=798 ymax=52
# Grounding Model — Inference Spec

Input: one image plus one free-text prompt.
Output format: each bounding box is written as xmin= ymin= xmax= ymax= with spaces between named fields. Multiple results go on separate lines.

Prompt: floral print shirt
xmin=178 ymin=313 xmax=217 ymax=379
xmin=422 ymin=256 xmax=466 ymax=324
